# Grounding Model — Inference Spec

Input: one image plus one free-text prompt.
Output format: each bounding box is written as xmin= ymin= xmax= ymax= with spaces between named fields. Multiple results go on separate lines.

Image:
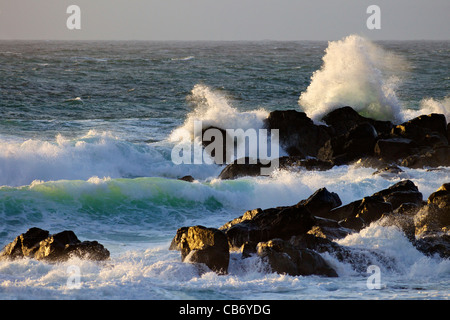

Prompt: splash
xmin=169 ymin=84 xmax=268 ymax=143
xmin=298 ymin=35 xmax=407 ymax=123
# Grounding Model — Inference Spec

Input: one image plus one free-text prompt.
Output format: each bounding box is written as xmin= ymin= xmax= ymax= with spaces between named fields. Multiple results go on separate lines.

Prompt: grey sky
xmin=0 ymin=0 xmax=449 ymax=41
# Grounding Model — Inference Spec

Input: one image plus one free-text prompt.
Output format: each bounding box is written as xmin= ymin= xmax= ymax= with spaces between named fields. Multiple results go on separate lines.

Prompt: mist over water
xmin=0 ymin=37 xmax=449 ymax=299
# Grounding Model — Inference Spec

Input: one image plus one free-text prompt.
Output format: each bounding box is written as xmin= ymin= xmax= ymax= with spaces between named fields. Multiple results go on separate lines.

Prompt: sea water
xmin=0 ymin=36 xmax=449 ymax=300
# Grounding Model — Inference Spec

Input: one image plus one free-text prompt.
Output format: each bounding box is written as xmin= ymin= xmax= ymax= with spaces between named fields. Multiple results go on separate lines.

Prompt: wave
xmin=298 ymin=35 xmax=407 ymax=123
xmin=169 ymin=84 xmax=268 ymax=143
xmin=297 ymin=34 xmax=449 ymax=124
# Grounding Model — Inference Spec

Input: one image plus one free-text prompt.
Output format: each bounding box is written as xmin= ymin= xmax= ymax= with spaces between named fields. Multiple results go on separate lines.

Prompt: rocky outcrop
xmin=256 ymin=238 xmax=338 ymax=277
xmin=212 ymin=106 xmax=449 ymax=180
xmin=169 ymin=225 xmax=229 ymax=274
xmin=170 ymin=181 xmax=449 ymax=276
xmin=0 ymin=227 xmax=110 ymax=262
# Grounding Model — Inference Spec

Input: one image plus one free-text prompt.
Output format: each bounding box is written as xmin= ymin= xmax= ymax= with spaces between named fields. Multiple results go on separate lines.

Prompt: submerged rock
xmin=0 ymin=227 xmax=110 ymax=262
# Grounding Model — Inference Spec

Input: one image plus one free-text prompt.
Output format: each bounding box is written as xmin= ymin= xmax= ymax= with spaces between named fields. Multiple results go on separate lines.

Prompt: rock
xmin=264 ymin=110 xmax=331 ymax=157
xmin=372 ymin=180 xmax=423 ymax=210
xmin=317 ymin=122 xmax=378 ymax=165
xmin=218 ymin=156 xmax=334 ymax=180
xmin=414 ymin=183 xmax=450 ymax=236
xmin=201 ymin=126 xmax=234 ymax=164
xmin=356 ymin=196 xmax=393 ymax=225
xmin=401 ymin=146 xmax=450 ymax=168
xmin=297 ymin=188 xmax=342 ymax=219
xmin=338 ymin=216 xmax=365 ymax=232
xmin=372 ymin=165 xmax=408 ymax=180
xmin=256 ymin=238 xmax=338 ymax=277
xmin=414 ymin=234 xmax=450 ymax=259
xmin=307 ymin=217 xmax=351 ymax=240
xmin=0 ymin=228 xmax=110 ymax=262
xmin=220 ymin=205 xmax=316 ymax=250
xmin=218 ymin=157 xmax=267 ymax=180
xmin=321 ymin=106 xmax=393 ymax=137
xmin=178 ymin=175 xmax=195 ymax=183
xmin=169 ymin=225 xmax=229 ymax=274
xmin=374 ymin=138 xmax=418 ymax=161
xmin=392 ymin=113 xmax=448 ymax=146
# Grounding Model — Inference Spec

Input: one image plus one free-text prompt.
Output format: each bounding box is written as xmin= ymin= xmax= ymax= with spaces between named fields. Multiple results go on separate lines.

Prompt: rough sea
xmin=0 ymin=35 xmax=449 ymax=300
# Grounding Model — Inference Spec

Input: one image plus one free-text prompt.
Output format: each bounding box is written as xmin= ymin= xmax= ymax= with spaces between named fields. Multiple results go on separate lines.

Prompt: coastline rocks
xmin=220 ymin=205 xmax=316 ymax=250
xmin=169 ymin=225 xmax=229 ymax=274
xmin=212 ymin=106 xmax=449 ymax=180
xmin=256 ymin=238 xmax=338 ymax=277
xmin=263 ymin=109 xmax=332 ymax=157
xmin=0 ymin=227 xmax=110 ymax=262
xmin=170 ymin=181 xmax=449 ymax=276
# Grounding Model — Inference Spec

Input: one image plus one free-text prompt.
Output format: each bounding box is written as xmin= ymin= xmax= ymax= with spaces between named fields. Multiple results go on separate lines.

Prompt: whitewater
xmin=0 ymin=35 xmax=449 ymax=300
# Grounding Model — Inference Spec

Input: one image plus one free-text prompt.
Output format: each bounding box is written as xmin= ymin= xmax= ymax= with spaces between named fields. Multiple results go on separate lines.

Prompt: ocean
xmin=0 ymin=35 xmax=449 ymax=300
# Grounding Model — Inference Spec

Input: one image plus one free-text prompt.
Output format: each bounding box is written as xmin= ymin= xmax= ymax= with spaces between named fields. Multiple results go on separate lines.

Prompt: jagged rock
xmin=0 ymin=228 xmax=110 ymax=262
xmin=374 ymin=138 xmax=418 ymax=161
xmin=321 ymin=106 xmax=393 ymax=136
xmin=391 ymin=113 xmax=448 ymax=147
xmin=220 ymin=205 xmax=316 ymax=250
xmin=169 ymin=225 xmax=229 ymax=274
xmin=264 ymin=110 xmax=332 ymax=157
xmin=178 ymin=175 xmax=195 ymax=182
xmin=401 ymin=146 xmax=450 ymax=168
xmin=256 ymin=238 xmax=338 ymax=277
xmin=414 ymin=183 xmax=450 ymax=236
xmin=218 ymin=156 xmax=334 ymax=180
xmin=317 ymin=122 xmax=378 ymax=165
xmin=218 ymin=157 xmax=268 ymax=180
xmin=297 ymin=188 xmax=342 ymax=219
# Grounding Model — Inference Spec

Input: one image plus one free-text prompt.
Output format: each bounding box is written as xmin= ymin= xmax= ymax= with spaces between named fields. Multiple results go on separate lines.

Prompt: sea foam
xmin=298 ymin=35 xmax=407 ymax=123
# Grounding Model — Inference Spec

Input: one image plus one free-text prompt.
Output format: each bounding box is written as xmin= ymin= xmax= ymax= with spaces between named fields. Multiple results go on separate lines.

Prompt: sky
xmin=0 ymin=0 xmax=449 ymax=41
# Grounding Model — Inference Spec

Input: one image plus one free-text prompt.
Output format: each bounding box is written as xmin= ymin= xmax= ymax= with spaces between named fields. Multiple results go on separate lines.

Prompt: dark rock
xmin=356 ymin=196 xmax=393 ymax=225
xmin=401 ymin=146 xmax=450 ymax=168
xmin=256 ymin=238 xmax=338 ymax=277
xmin=307 ymin=217 xmax=351 ymax=240
xmin=201 ymin=126 xmax=234 ymax=165
xmin=329 ymin=200 xmax=363 ymax=221
xmin=338 ymin=216 xmax=365 ymax=232
xmin=392 ymin=114 xmax=448 ymax=146
xmin=169 ymin=225 xmax=229 ymax=274
xmin=264 ymin=110 xmax=331 ymax=157
xmin=217 ymin=156 xmax=335 ymax=180
xmin=218 ymin=157 xmax=267 ymax=180
xmin=414 ymin=234 xmax=450 ymax=259
xmin=374 ymin=138 xmax=418 ymax=161
xmin=297 ymin=188 xmax=342 ymax=219
xmin=178 ymin=175 xmax=195 ymax=183
xmin=414 ymin=183 xmax=450 ymax=236
xmin=317 ymin=122 xmax=378 ymax=165
xmin=0 ymin=228 xmax=110 ymax=262
xmin=220 ymin=205 xmax=316 ymax=250
xmin=321 ymin=106 xmax=393 ymax=137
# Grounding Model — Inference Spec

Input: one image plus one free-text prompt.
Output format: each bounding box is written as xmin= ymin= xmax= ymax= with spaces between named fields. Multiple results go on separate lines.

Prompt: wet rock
xmin=0 ymin=227 xmax=110 ymax=262
xmin=220 ymin=205 xmax=316 ymax=250
xmin=297 ymin=188 xmax=342 ymax=219
xmin=414 ymin=234 xmax=450 ymax=259
xmin=169 ymin=225 xmax=229 ymax=274
xmin=256 ymin=238 xmax=338 ymax=277
xmin=264 ymin=110 xmax=332 ymax=157
xmin=317 ymin=122 xmax=378 ymax=165
xmin=321 ymin=106 xmax=393 ymax=137
xmin=218 ymin=157 xmax=268 ymax=180
xmin=178 ymin=175 xmax=195 ymax=183
xmin=401 ymin=146 xmax=450 ymax=168
xmin=374 ymin=138 xmax=418 ymax=161
xmin=391 ymin=113 xmax=448 ymax=147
